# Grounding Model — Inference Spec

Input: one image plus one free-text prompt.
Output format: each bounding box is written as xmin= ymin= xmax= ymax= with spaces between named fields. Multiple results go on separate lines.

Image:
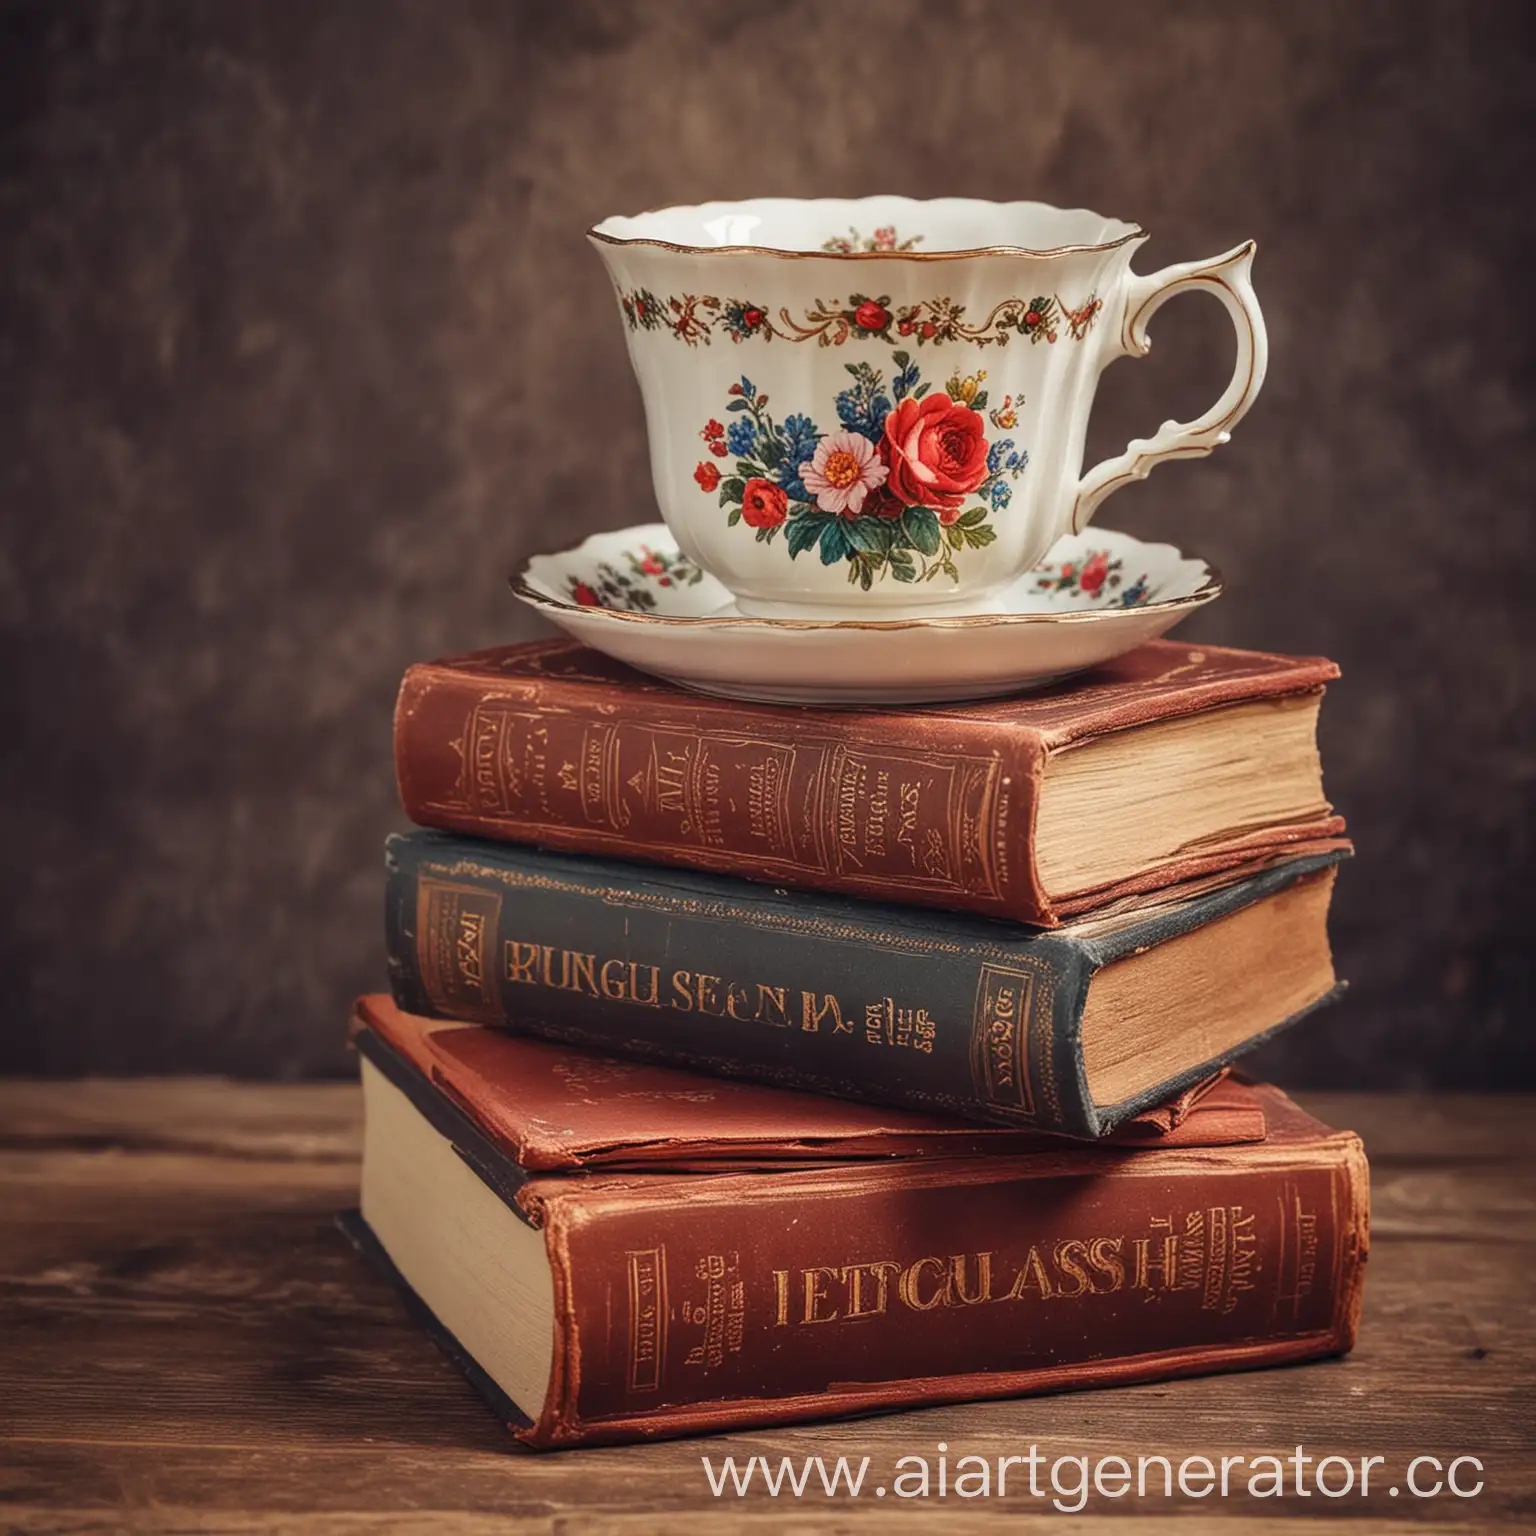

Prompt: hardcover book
xmin=385 ymin=831 xmax=1348 ymax=1136
xmin=394 ymin=638 xmax=1348 ymax=926
xmin=344 ymin=998 xmax=1370 ymax=1449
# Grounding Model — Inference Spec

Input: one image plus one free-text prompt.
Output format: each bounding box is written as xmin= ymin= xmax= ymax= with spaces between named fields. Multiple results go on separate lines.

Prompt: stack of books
xmin=344 ymin=637 xmax=1368 ymax=1449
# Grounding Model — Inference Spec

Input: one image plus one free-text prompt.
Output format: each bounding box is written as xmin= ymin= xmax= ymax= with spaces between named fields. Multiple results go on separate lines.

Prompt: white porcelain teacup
xmin=590 ymin=197 xmax=1265 ymax=621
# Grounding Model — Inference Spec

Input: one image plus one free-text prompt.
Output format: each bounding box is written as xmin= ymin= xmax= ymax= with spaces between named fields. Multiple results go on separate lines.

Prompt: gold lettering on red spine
xmin=680 ymin=1252 xmax=746 ymax=1370
xmin=768 ymin=1208 xmax=1287 ymax=1325
xmin=1280 ymin=1190 xmax=1320 ymax=1320
xmin=625 ymin=1248 xmax=667 ymax=1393
xmin=415 ymin=878 xmax=503 ymax=1022
xmin=458 ymin=702 xmax=556 ymax=820
xmin=970 ymin=963 xmax=1037 ymax=1113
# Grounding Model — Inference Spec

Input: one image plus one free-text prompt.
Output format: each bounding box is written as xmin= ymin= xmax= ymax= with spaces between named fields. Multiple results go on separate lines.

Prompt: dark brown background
xmin=2 ymin=0 xmax=1531 ymax=1083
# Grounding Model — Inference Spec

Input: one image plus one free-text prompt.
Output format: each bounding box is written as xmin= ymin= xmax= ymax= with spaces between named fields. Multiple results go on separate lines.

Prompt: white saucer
xmin=513 ymin=524 xmax=1220 ymax=705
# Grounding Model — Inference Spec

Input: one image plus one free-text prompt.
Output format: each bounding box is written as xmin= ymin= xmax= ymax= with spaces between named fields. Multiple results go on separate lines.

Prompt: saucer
xmin=513 ymin=524 xmax=1220 ymax=705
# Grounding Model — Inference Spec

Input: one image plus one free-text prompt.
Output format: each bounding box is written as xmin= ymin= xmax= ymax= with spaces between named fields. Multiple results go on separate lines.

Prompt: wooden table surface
xmin=2 ymin=1081 xmax=1533 ymax=1533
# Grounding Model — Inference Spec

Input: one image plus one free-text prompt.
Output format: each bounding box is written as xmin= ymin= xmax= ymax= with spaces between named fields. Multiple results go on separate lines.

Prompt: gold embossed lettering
xmin=801 ymin=1267 xmax=840 ymax=1324
xmin=800 ymin=991 xmax=846 ymax=1033
xmin=1004 ymin=1246 xmax=1054 ymax=1300
xmin=568 ymin=951 xmax=597 ymax=997
xmin=773 ymin=1269 xmax=790 ymax=1328
xmin=695 ymin=974 xmax=724 ymax=1016
xmin=1132 ymin=1231 xmax=1182 ymax=1292
xmin=599 ymin=958 xmax=629 ymax=1000
xmin=899 ymin=1256 xmax=948 ymax=1310
xmin=504 ymin=941 xmax=539 ymax=985
xmin=538 ymin=945 xmax=569 ymax=990
xmin=670 ymin=969 xmax=694 ymax=1010
xmin=838 ymin=1260 xmax=901 ymax=1320
xmin=1088 ymin=1236 xmax=1125 ymax=1293
xmin=629 ymin=963 xmax=661 ymax=1007
xmin=1053 ymin=1240 xmax=1092 ymax=1298
xmin=756 ymin=984 xmax=789 ymax=1027
xmin=949 ymin=1252 xmax=995 ymax=1306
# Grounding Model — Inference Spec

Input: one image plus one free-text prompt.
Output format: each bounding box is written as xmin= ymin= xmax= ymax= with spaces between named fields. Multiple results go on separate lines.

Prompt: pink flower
xmin=800 ymin=432 xmax=890 ymax=518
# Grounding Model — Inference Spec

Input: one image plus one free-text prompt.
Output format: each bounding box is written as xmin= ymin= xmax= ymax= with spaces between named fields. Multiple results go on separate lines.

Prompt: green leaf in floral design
xmin=957 ymin=506 xmax=989 ymax=527
xmin=719 ymin=476 xmax=746 ymax=504
xmin=818 ymin=520 xmax=851 ymax=565
xmin=726 ymin=398 xmax=751 ymax=412
xmin=727 ymin=507 xmax=742 ymax=526
xmin=887 ymin=548 xmax=917 ymax=582
xmin=842 ymin=516 xmax=893 ymax=555
xmin=960 ymin=524 xmax=998 ymax=549
xmin=900 ymin=505 xmax=942 ymax=556
xmin=786 ymin=516 xmax=825 ymax=560
xmin=735 ymin=460 xmax=758 ymax=479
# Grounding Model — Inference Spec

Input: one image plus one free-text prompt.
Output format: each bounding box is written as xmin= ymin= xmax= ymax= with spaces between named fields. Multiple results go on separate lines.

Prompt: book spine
xmin=393 ymin=659 xmax=1053 ymax=924
xmin=384 ymin=833 xmax=1096 ymax=1134
xmin=528 ymin=1140 xmax=1369 ymax=1447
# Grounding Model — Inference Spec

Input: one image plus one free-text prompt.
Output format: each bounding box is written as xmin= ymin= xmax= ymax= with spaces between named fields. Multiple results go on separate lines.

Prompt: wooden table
xmin=2 ymin=1082 xmax=1532 ymax=1532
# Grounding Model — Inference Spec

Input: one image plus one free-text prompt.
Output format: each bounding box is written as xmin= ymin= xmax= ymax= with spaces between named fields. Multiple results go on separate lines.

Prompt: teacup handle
xmin=1071 ymin=240 xmax=1268 ymax=533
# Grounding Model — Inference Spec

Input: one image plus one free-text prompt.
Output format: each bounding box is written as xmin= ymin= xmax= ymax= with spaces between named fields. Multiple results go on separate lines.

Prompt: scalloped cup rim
xmin=588 ymin=197 xmax=1147 ymax=260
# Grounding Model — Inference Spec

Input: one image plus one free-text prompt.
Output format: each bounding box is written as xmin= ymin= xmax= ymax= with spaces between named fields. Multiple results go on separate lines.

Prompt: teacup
xmin=590 ymin=197 xmax=1266 ymax=621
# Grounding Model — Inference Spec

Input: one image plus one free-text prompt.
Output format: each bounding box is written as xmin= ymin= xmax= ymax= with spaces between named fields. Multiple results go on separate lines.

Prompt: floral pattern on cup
xmin=619 ymin=288 xmax=1102 ymax=350
xmin=567 ymin=546 xmax=704 ymax=611
xmin=1032 ymin=548 xmax=1152 ymax=608
xmin=694 ymin=354 xmax=1028 ymax=591
xmin=820 ymin=225 xmax=923 ymax=254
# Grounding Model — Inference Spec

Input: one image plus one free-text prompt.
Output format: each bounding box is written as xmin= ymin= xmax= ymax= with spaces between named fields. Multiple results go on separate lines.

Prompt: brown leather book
xmin=394 ymin=638 xmax=1347 ymax=925
xmin=344 ymin=996 xmax=1369 ymax=1449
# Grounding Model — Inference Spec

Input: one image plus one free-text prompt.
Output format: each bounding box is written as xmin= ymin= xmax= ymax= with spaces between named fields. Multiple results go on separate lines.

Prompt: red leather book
xmin=393 ymin=638 xmax=1347 ymax=925
xmin=344 ymin=996 xmax=1369 ymax=1449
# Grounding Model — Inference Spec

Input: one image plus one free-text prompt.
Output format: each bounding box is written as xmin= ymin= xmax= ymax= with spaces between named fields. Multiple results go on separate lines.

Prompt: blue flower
xmin=989 ymin=478 xmax=1012 ymax=511
xmin=891 ymin=358 xmax=920 ymax=401
xmin=836 ymin=380 xmax=891 ymax=440
xmin=726 ymin=418 xmax=758 ymax=458
xmin=1120 ymin=576 xmax=1151 ymax=608
xmin=775 ymin=413 xmax=821 ymax=501
xmin=986 ymin=438 xmax=1029 ymax=481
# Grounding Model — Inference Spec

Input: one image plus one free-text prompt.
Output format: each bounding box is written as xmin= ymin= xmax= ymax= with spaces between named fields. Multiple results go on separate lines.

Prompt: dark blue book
xmin=385 ymin=832 xmax=1346 ymax=1137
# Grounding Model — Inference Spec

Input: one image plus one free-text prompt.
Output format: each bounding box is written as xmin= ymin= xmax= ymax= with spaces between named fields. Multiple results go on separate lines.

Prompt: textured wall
xmin=2 ymin=0 xmax=1531 ymax=1081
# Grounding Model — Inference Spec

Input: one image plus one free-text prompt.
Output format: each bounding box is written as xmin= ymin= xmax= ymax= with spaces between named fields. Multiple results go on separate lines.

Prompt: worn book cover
xmin=344 ymin=999 xmax=1370 ymax=1449
xmin=394 ymin=638 xmax=1348 ymax=925
xmin=386 ymin=831 xmax=1348 ymax=1136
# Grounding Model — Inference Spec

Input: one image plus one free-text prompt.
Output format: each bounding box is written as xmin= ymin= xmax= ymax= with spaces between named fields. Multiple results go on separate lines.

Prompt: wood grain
xmin=1 ymin=1082 xmax=1533 ymax=1531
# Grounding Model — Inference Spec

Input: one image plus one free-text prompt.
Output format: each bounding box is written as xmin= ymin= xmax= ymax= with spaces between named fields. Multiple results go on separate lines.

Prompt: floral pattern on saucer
xmin=515 ymin=524 xmax=1221 ymax=705
xmin=566 ymin=545 xmax=703 ymax=612
xmin=1032 ymin=548 xmax=1152 ymax=609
